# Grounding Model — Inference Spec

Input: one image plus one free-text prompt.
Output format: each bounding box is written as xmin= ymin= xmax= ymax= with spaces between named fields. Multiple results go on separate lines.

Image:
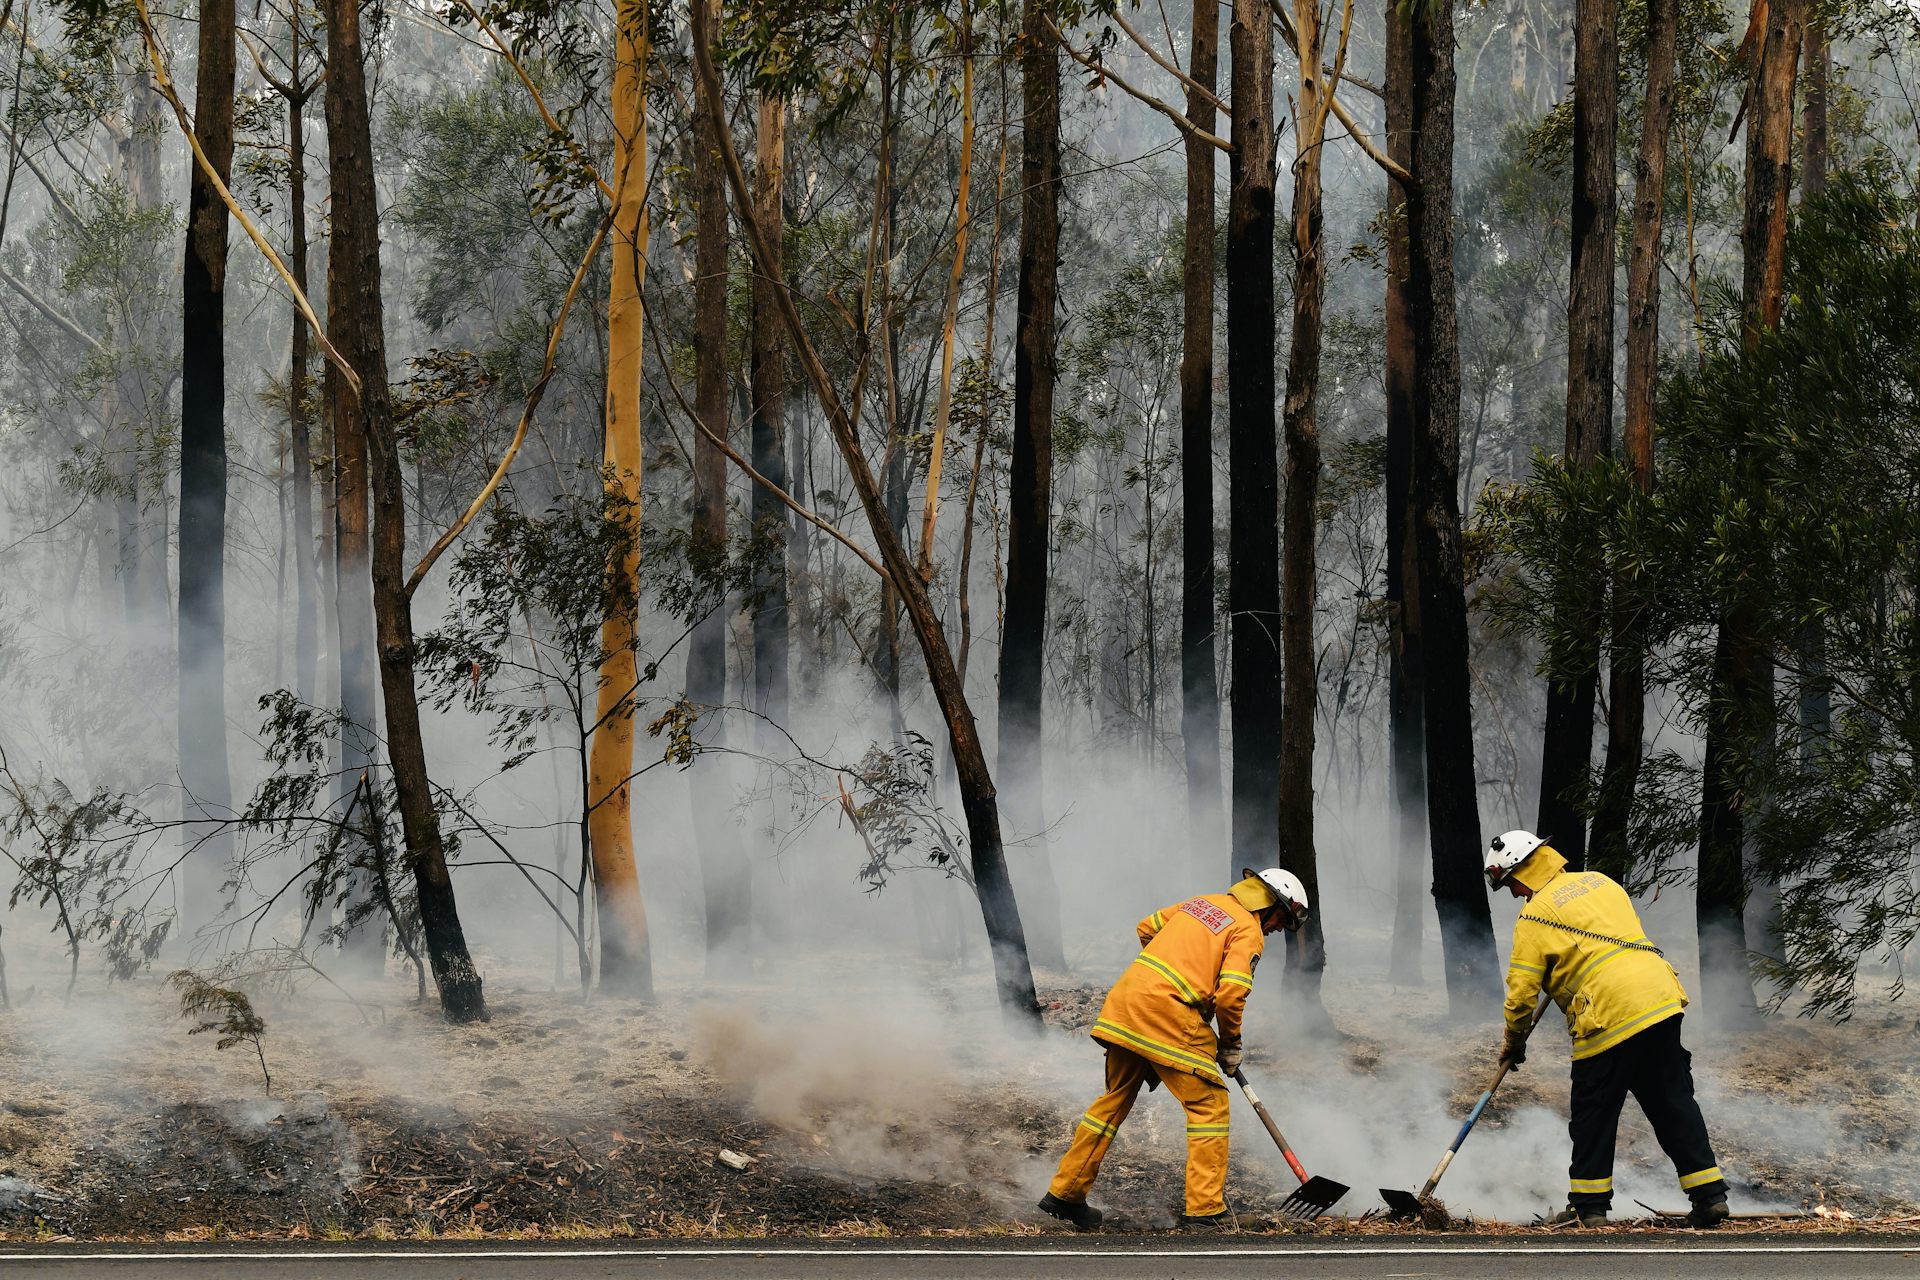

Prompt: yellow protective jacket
xmin=1090 ymin=893 xmax=1265 ymax=1085
xmin=1504 ymin=845 xmax=1688 ymax=1061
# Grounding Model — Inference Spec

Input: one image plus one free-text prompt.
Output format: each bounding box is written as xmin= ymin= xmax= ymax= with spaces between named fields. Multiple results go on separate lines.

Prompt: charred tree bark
xmin=750 ymin=93 xmax=789 ymax=742
xmin=282 ymin=26 xmax=319 ymax=709
xmin=1004 ymin=0 xmax=1066 ymax=972
xmin=1535 ymin=0 xmax=1618 ymax=873
xmin=323 ymin=0 xmax=485 ymax=1021
xmin=688 ymin=0 xmax=753 ymax=976
xmin=1409 ymin=0 xmax=1499 ymax=1013
xmin=1802 ymin=21 xmax=1829 ymax=197
xmin=1793 ymin=13 xmax=1830 ymax=761
xmin=323 ymin=4 xmax=381 ymax=969
xmin=178 ymin=0 xmax=237 ymax=929
xmin=1226 ymin=0 xmax=1280 ymax=877
xmin=585 ymin=0 xmax=655 ymax=998
xmin=692 ymin=34 xmax=1041 ymax=1027
xmin=1278 ymin=0 xmax=1335 ymax=1015
xmin=1384 ymin=2 xmax=1428 ymax=984
xmin=1181 ymin=0 xmax=1223 ymax=864
xmin=1590 ymin=0 xmax=1674 ymax=882
xmin=1698 ymin=0 xmax=1801 ymax=1029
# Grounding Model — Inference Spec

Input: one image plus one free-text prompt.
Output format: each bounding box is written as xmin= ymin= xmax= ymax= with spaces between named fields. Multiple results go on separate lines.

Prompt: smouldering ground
xmin=0 ymin=948 xmax=1915 ymax=1241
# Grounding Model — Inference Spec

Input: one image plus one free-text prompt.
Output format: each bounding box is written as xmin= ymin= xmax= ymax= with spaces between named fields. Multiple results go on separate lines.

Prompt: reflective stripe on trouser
xmin=1568 ymin=1014 xmax=1728 ymax=1210
xmin=1048 ymin=1043 xmax=1232 ymax=1217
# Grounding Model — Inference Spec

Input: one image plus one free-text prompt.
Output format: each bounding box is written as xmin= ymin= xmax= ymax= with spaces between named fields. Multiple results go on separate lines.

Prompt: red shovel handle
xmin=1233 ymin=1068 xmax=1312 ymax=1186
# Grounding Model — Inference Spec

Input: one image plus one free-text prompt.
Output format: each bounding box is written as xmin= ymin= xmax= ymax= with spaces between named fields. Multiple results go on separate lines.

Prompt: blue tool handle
xmin=1453 ymin=1089 xmax=1495 ymax=1149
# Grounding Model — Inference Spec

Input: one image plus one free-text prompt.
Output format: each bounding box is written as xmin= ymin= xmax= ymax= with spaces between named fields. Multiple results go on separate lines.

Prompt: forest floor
xmin=0 ymin=949 xmax=1916 ymax=1242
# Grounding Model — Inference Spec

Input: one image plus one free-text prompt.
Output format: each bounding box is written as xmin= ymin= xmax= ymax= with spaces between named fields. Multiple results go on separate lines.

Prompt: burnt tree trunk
xmin=750 ymin=92 xmax=789 ymax=743
xmin=1384 ymin=0 xmax=1427 ymax=984
xmin=1793 ymin=13 xmax=1830 ymax=762
xmin=1004 ymin=0 xmax=1066 ymax=971
xmin=324 ymin=0 xmax=485 ymax=1021
xmin=178 ymin=0 xmax=237 ymax=930
xmin=1535 ymin=0 xmax=1618 ymax=873
xmin=1226 ymin=0 xmax=1280 ymax=877
xmin=692 ymin=32 xmax=1041 ymax=1027
xmin=280 ymin=21 xmax=319 ymax=708
xmin=1590 ymin=0 xmax=1674 ymax=882
xmin=1278 ymin=0 xmax=1330 ymax=1015
xmin=688 ymin=0 xmax=753 ymax=975
xmin=1409 ymin=0 xmax=1500 ymax=1013
xmin=1180 ymin=0 xmax=1223 ymax=866
xmin=1698 ymin=0 xmax=1801 ymax=1029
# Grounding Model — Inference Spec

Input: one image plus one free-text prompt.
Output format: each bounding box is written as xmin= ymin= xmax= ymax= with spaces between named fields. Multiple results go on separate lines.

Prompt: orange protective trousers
xmin=1047 ymin=1044 xmax=1231 ymax=1217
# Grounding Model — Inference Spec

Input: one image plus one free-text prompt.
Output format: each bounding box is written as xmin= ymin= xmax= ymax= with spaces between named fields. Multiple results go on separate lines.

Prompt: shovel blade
xmin=1380 ymin=1188 xmax=1423 ymax=1221
xmin=1276 ymin=1175 xmax=1349 ymax=1221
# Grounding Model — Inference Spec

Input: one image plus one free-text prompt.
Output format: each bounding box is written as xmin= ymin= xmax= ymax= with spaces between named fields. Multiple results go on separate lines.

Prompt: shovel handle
xmin=1415 ymin=996 xmax=1552 ymax=1200
xmin=1232 ymin=1068 xmax=1312 ymax=1187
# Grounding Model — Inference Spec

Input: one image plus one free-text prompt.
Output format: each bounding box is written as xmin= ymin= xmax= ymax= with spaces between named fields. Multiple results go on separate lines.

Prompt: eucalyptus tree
xmin=178 ymin=0 xmax=237 ymax=928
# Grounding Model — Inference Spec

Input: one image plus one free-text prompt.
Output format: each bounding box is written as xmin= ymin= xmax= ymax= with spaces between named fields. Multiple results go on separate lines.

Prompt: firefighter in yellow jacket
xmin=1486 ymin=830 xmax=1731 ymax=1229
xmin=1039 ymin=868 xmax=1309 ymax=1231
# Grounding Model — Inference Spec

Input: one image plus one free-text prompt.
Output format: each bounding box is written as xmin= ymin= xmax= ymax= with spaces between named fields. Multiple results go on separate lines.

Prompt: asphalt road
xmin=4 ymin=1236 xmax=1919 ymax=1279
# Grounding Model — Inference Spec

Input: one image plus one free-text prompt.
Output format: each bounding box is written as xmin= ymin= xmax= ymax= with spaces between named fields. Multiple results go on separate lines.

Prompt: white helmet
xmin=1485 ymin=830 xmax=1547 ymax=889
xmin=1242 ymin=866 xmax=1310 ymax=931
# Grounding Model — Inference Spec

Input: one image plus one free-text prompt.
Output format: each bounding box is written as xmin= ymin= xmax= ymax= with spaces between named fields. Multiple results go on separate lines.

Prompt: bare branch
xmin=130 ymin=0 xmax=361 ymax=400
xmin=405 ymin=214 xmax=613 ymax=598
xmin=0 ymin=264 xmax=106 ymax=353
xmin=1050 ymin=17 xmax=1232 ymax=152
xmin=1107 ymin=7 xmax=1231 ymax=114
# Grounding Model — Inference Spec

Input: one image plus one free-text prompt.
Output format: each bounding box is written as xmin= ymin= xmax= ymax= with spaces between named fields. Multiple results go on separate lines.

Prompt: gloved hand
xmin=1217 ymin=1042 xmax=1243 ymax=1075
xmin=1500 ymin=1029 xmax=1528 ymax=1071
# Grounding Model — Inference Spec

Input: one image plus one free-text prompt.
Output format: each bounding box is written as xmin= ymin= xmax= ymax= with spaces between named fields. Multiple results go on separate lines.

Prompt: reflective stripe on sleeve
xmin=1219 ymin=970 xmax=1254 ymax=989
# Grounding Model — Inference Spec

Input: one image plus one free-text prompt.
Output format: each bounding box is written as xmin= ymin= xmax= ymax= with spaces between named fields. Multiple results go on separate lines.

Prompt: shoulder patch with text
xmin=1177 ymin=898 xmax=1233 ymax=934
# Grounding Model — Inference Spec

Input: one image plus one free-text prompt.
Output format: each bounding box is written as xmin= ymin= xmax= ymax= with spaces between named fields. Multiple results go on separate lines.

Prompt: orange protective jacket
xmin=1089 ymin=893 xmax=1265 ymax=1085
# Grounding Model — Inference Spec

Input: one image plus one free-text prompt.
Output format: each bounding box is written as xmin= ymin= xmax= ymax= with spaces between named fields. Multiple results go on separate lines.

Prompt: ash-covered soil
xmin=0 ymin=956 xmax=1914 ymax=1240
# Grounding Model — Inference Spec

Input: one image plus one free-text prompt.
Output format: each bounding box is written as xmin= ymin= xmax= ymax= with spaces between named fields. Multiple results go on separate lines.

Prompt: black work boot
xmin=1687 ymin=1200 xmax=1731 ymax=1229
xmin=1179 ymin=1209 xmax=1233 ymax=1232
xmin=1547 ymin=1204 xmax=1608 ymax=1227
xmin=1038 ymin=1193 xmax=1103 ymax=1232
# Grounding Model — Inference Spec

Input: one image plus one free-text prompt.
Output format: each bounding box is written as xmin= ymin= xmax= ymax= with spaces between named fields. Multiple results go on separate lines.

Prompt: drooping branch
xmin=0 ymin=264 xmax=106 ymax=353
xmin=129 ymin=0 xmax=360 ymax=400
xmin=1107 ymin=7 xmax=1230 ymax=114
xmin=1050 ymin=17 xmax=1231 ymax=151
xmin=404 ymin=214 xmax=612 ymax=598
xmin=447 ymin=0 xmax=613 ymax=204
xmin=1268 ymin=0 xmax=1407 ymax=183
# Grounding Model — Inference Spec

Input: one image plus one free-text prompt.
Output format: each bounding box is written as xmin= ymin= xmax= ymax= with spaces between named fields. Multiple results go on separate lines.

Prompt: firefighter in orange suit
xmin=1039 ymin=868 xmax=1310 ymax=1231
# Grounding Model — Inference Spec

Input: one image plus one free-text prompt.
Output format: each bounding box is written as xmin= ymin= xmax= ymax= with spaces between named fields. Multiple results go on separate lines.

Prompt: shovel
xmin=1382 ymin=995 xmax=1553 ymax=1221
xmin=1231 ymin=1068 xmax=1349 ymax=1220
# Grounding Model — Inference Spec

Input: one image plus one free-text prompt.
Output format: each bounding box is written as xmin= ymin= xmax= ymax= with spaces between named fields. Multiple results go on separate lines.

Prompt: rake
xmin=1231 ymin=1068 xmax=1349 ymax=1220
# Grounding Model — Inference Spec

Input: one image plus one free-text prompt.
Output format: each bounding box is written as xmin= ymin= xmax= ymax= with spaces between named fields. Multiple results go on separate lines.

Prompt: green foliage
xmin=0 ymin=749 xmax=170 ymax=997
xmin=170 ymin=970 xmax=272 ymax=1094
xmin=838 ymin=731 xmax=968 ymax=893
xmin=1481 ymin=168 xmax=1920 ymax=1016
xmin=420 ymin=484 xmax=642 ymax=769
